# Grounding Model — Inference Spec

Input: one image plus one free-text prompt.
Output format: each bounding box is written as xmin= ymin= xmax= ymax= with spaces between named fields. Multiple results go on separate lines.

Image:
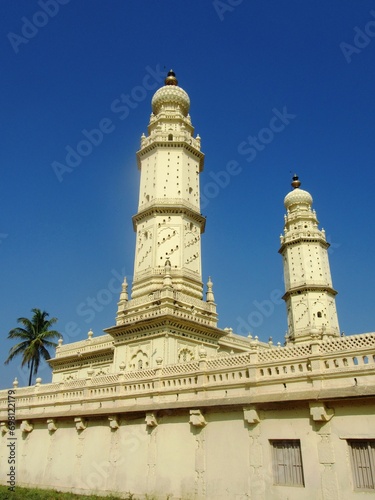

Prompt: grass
xmin=0 ymin=485 xmax=131 ymax=500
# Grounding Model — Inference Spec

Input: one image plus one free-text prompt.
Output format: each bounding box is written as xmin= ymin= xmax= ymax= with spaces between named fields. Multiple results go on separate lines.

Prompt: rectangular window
xmin=348 ymin=440 xmax=375 ymax=490
xmin=270 ymin=439 xmax=304 ymax=486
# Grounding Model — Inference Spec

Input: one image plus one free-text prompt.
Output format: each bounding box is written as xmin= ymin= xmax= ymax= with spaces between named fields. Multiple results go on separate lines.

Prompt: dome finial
xmin=284 ymin=175 xmax=312 ymax=210
xmin=291 ymin=174 xmax=301 ymax=189
xmin=165 ymin=69 xmax=178 ymax=86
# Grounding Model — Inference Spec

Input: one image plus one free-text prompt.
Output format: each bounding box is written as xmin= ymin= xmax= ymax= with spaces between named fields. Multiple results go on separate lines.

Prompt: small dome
xmin=151 ymin=71 xmax=190 ymax=116
xmin=284 ymin=176 xmax=313 ymax=209
xmin=284 ymin=188 xmax=313 ymax=209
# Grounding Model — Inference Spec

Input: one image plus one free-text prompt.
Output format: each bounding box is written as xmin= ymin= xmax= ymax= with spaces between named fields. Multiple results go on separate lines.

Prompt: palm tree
xmin=5 ymin=308 xmax=62 ymax=386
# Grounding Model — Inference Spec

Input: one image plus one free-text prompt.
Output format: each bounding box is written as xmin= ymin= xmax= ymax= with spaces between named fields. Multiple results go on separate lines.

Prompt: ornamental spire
xmin=165 ymin=69 xmax=178 ymax=86
xmin=291 ymin=174 xmax=301 ymax=189
xmin=206 ymin=277 xmax=215 ymax=303
xmin=116 ymin=277 xmax=129 ymax=324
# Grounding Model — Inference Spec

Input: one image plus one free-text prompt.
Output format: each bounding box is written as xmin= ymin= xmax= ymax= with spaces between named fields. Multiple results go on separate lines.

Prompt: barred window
xmin=348 ymin=440 xmax=375 ymax=490
xmin=270 ymin=440 xmax=305 ymax=486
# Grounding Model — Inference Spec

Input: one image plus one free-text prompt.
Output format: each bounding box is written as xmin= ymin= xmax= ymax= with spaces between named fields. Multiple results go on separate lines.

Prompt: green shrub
xmin=0 ymin=485 xmax=125 ymax=500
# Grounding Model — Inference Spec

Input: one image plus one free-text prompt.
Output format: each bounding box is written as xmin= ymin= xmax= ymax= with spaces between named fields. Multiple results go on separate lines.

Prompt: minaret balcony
xmin=279 ymin=233 xmax=329 ymax=253
xmin=132 ymin=201 xmax=206 ymax=232
xmin=141 ymin=131 xmax=200 ymax=148
xmin=282 ymin=282 xmax=337 ymax=300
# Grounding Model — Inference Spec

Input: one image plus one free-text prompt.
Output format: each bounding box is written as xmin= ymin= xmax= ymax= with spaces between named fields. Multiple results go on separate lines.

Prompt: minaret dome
xmin=151 ymin=70 xmax=190 ymax=116
xmin=284 ymin=175 xmax=313 ymax=211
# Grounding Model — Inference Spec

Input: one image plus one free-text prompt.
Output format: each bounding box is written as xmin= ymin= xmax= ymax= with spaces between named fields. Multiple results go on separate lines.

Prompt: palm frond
xmin=4 ymin=341 xmax=30 ymax=364
xmin=40 ymin=339 xmax=59 ymax=349
xmin=4 ymin=308 xmax=62 ymax=385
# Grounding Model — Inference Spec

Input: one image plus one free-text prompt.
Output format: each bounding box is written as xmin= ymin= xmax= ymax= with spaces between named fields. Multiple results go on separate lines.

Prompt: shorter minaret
xmin=279 ymin=175 xmax=340 ymax=344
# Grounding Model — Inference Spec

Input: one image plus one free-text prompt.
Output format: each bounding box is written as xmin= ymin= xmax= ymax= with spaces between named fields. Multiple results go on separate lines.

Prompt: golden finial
xmin=291 ymin=174 xmax=301 ymax=189
xmin=165 ymin=69 xmax=178 ymax=86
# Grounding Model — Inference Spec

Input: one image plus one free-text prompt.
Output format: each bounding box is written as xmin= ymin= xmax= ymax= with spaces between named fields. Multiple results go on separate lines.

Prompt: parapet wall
xmin=1 ymin=332 xmax=375 ymax=499
xmin=1 ymin=333 xmax=375 ymax=420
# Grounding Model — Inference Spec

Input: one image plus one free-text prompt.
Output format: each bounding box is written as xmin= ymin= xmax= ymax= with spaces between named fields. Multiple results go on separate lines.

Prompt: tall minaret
xmin=116 ymin=71 xmax=217 ymax=327
xmin=279 ymin=175 xmax=340 ymax=344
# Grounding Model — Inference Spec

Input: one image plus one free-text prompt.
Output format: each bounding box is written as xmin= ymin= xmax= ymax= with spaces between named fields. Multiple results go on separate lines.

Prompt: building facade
xmin=1 ymin=71 xmax=374 ymax=500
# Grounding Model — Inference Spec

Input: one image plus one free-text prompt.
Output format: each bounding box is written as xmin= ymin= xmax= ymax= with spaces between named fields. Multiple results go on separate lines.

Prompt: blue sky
xmin=1 ymin=0 xmax=374 ymax=388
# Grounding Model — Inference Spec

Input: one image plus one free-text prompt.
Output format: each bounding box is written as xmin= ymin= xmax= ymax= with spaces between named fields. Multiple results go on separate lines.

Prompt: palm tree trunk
xmin=28 ymin=358 xmax=34 ymax=386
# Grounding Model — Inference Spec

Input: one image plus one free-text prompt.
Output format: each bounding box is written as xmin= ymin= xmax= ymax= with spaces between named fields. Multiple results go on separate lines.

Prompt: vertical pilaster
xmin=244 ymin=406 xmax=265 ymax=499
xmin=146 ymin=426 xmax=158 ymax=493
xmin=310 ymin=402 xmax=339 ymax=500
xmin=108 ymin=417 xmax=120 ymax=488
xmin=190 ymin=409 xmax=207 ymax=499
xmin=74 ymin=417 xmax=86 ymax=488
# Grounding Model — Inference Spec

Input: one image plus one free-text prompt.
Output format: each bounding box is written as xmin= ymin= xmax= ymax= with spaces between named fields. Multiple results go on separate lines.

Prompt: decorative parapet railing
xmin=1 ymin=333 xmax=374 ymax=418
xmin=55 ymin=335 xmax=113 ymax=358
xmin=206 ymin=353 xmax=251 ymax=370
xmin=257 ymin=343 xmax=312 ymax=362
xmin=318 ymin=333 xmax=375 ymax=353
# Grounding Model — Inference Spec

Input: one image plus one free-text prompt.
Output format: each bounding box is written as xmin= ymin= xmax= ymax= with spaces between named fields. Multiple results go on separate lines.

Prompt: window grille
xmin=271 ymin=440 xmax=305 ymax=486
xmin=348 ymin=440 xmax=375 ymax=489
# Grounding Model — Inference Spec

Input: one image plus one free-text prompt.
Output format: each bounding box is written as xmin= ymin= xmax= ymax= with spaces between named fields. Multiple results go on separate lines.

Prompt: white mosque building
xmin=1 ymin=71 xmax=374 ymax=500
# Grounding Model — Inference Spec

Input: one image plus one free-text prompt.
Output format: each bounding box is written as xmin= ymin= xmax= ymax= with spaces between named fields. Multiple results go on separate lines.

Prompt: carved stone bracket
xmin=47 ymin=419 xmax=57 ymax=433
xmin=20 ymin=420 xmax=33 ymax=433
xmin=309 ymin=402 xmax=334 ymax=422
xmin=189 ymin=409 xmax=206 ymax=427
xmin=108 ymin=415 xmax=120 ymax=430
xmin=0 ymin=422 xmax=9 ymax=435
xmin=74 ymin=417 xmax=87 ymax=431
xmin=243 ymin=406 xmax=261 ymax=425
xmin=145 ymin=412 xmax=158 ymax=427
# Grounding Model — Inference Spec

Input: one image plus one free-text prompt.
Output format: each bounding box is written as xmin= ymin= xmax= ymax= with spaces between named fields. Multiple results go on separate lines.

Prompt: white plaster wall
xmin=153 ymin=414 xmax=196 ymax=498
xmin=204 ymin=410 xmax=249 ymax=499
xmin=16 ymin=424 xmax=50 ymax=487
xmin=2 ymin=402 xmax=375 ymax=499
